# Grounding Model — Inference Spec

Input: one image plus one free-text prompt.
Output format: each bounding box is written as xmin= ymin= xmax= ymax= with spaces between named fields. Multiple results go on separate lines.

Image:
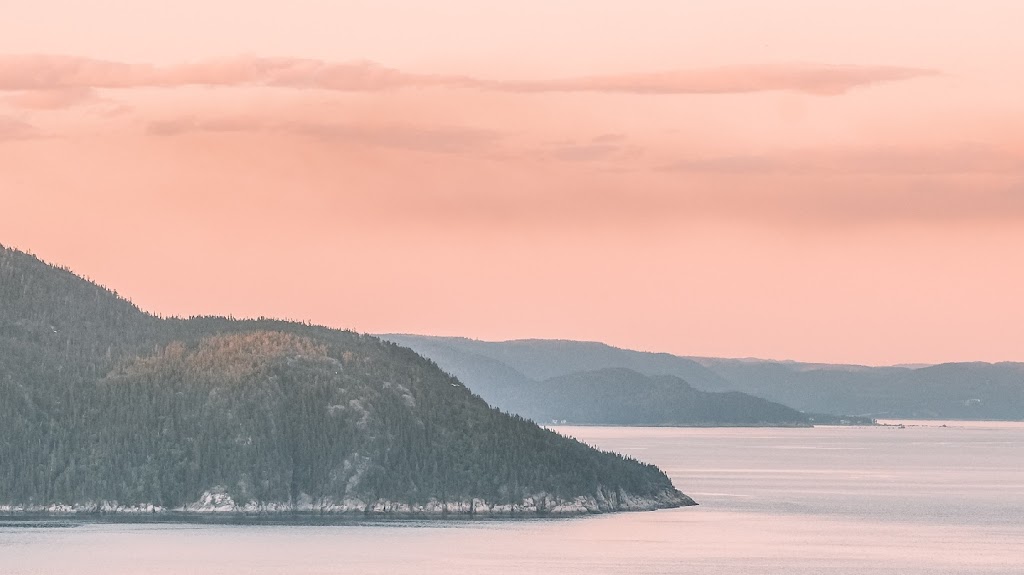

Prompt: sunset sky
xmin=2 ymin=0 xmax=1022 ymax=365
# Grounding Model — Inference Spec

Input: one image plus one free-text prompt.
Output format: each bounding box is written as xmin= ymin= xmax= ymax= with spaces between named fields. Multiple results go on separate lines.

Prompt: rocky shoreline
xmin=0 ymin=487 xmax=695 ymax=522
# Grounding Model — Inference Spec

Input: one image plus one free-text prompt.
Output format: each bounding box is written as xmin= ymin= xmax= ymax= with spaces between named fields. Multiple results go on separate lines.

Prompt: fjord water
xmin=2 ymin=422 xmax=1022 ymax=574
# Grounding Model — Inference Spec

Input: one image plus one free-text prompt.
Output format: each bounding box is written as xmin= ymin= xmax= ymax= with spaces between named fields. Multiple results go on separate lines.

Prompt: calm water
xmin=2 ymin=421 xmax=1022 ymax=574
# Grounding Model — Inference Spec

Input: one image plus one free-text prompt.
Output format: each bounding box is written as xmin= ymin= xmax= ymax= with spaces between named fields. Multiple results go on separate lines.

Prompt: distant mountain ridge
xmin=0 ymin=244 xmax=692 ymax=517
xmin=528 ymin=368 xmax=810 ymax=426
xmin=696 ymin=357 xmax=1024 ymax=419
xmin=382 ymin=335 xmax=1024 ymax=421
xmin=381 ymin=336 xmax=811 ymax=426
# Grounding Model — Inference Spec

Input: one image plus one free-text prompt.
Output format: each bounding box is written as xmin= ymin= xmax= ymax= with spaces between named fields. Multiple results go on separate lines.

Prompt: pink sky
xmin=2 ymin=0 xmax=1023 ymax=365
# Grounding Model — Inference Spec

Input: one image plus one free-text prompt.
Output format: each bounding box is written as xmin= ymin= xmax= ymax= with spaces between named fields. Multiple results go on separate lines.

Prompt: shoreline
xmin=0 ymin=488 xmax=696 ymax=524
xmin=0 ymin=507 xmax=686 ymax=526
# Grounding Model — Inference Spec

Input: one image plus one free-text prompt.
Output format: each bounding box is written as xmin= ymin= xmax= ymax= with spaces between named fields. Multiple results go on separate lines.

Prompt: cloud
xmin=527 ymin=134 xmax=641 ymax=163
xmin=661 ymin=144 xmax=1024 ymax=175
xmin=1 ymin=87 xmax=98 ymax=110
xmin=757 ymin=179 xmax=1024 ymax=226
xmin=291 ymin=123 xmax=502 ymax=154
xmin=491 ymin=64 xmax=938 ymax=96
xmin=381 ymin=173 xmax=1024 ymax=230
xmin=591 ymin=133 xmax=627 ymax=144
xmin=0 ymin=116 xmax=38 ymax=140
xmin=146 ymin=116 xmax=262 ymax=136
xmin=548 ymin=143 xmax=625 ymax=162
xmin=0 ymin=54 xmax=467 ymax=92
xmin=145 ymin=115 xmax=503 ymax=155
xmin=0 ymin=55 xmax=142 ymax=90
xmin=543 ymin=140 xmax=642 ymax=163
xmin=0 ymin=54 xmax=935 ymax=96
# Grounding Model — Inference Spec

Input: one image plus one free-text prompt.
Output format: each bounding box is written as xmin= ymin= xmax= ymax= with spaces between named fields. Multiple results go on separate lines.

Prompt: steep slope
xmin=383 ymin=335 xmax=809 ymax=426
xmin=0 ymin=245 xmax=693 ymax=516
xmin=519 ymin=368 xmax=809 ymax=426
xmin=377 ymin=335 xmax=538 ymax=409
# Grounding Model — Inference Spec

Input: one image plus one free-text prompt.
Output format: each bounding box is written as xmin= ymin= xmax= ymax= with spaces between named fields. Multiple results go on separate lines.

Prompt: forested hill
xmin=0 ymin=244 xmax=693 ymax=517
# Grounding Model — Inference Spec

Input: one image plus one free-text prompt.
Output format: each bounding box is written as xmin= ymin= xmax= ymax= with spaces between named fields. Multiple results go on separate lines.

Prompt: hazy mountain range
xmin=382 ymin=336 xmax=1024 ymax=421
xmin=381 ymin=335 xmax=812 ymax=426
xmin=0 ymin=244 xmax=691 ymax=517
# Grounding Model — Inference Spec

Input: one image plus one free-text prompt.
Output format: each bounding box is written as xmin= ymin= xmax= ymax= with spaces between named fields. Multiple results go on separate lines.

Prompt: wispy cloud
xmin=0 ymin=54 xmax=936 ymax=96
xmin=1 ymin=87 xmax=98 ymax=110
xmin=661 ymin=144 xmax=1024 ymax=175
xmin=0 ymin=116 xmax=38 ymax=140
xmin=145 ymin=116 xmax=264 ymax=136
xmin=0 ymin=55 xmax=469 ymax=92
xmin=541 ymin=135 xmax=642 ymax=163
xmin=548 ymin=143 xmax=626 ymax=162
xmin=145 ymin=115 xmax=503 ymax=155
xmin=377 ymin=175 xmax=1024 ymax=229
xmin=491 ymin=64 xmax=938 ymax=96
xmin=290 ymin=122 xmax=502 ymax=154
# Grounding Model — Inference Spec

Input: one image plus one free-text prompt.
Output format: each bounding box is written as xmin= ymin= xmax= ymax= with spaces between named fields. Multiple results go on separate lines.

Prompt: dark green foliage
xmin=0 ymin=244 xmax=682 ymax=508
